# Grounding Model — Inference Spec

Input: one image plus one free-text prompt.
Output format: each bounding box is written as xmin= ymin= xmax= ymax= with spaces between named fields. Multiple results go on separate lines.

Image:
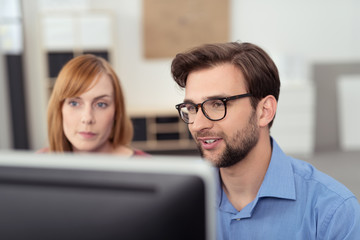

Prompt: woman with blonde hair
xmin=39 ymin=54 xmax=146 ymax=156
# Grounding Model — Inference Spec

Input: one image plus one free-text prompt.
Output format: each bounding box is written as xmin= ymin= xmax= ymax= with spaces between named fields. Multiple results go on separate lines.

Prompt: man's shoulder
xmin=290 ymin=157 xmax=355 ymax=200
xmin=271 ymin=138 xmax=356 ymax=201
xmin=287 ymin=157 xmax=360 ymax=238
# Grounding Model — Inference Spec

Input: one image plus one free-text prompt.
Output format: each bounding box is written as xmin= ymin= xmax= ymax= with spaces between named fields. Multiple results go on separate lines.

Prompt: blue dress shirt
xmin=216 ymin=138 xmax=360 ymax=240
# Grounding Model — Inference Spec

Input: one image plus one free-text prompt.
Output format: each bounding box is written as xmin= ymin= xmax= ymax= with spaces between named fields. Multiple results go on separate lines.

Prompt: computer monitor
xmin=0 ymin=151 xmax=216 ymax=240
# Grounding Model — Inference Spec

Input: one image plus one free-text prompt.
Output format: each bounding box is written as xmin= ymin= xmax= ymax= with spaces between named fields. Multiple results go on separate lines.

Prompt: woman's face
xmin=62 ymin=74 xmax=116 ymax=153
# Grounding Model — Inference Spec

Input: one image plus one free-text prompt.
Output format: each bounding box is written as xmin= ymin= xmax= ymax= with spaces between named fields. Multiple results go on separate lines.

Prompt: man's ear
xmin=257 ymin=95 xmax=277 ymax=128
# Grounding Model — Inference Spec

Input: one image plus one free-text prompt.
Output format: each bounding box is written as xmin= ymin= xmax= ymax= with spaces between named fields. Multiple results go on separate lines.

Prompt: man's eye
xmin=207 ymin=100 xmax=224 ymax=109
xmin=186 ymin=105 xmax=196 ymax=112
xmin=212 ymin=101 xmax=223 ymax=108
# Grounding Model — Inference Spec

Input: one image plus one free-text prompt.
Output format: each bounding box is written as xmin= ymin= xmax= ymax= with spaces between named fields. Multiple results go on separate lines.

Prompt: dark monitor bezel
xmin=0 ymin=152 xmax=216 ymax=240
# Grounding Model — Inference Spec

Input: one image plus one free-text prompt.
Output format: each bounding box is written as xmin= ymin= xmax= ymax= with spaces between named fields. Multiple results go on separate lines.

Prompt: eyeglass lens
xmin=179 ymin=99 xmax=226 ymax=123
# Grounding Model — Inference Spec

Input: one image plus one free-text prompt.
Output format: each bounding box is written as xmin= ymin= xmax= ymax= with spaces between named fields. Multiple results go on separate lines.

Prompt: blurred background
xmin=0 ymin=0 xmax=359 ymax=198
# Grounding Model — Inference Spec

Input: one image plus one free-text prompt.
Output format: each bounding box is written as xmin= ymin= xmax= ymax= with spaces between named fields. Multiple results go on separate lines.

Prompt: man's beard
xmin=196 ymin=111 xmax=259 ymax=168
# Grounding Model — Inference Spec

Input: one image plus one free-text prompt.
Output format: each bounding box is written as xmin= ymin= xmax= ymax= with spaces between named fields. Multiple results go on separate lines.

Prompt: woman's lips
xmin=78 ymin=132 xmax=96 ymax=139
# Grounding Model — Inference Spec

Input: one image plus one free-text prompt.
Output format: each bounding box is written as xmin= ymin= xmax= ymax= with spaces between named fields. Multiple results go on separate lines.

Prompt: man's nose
xmin=190 ymin=108 xmax=213 ymax=132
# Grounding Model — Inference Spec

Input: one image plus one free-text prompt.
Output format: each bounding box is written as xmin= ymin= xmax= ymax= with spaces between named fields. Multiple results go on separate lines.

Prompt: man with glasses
xmin=171 ymin=42 xmax=360 ymax=239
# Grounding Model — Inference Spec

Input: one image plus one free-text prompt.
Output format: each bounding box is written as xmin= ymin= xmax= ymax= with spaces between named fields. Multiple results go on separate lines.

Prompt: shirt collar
xmin=215 ymin=168 xmax=222 ymax=207
xmin=257 ymin=138 xmax=296 ymax=200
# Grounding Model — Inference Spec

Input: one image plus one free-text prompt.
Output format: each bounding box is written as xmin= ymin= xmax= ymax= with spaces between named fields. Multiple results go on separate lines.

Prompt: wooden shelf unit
xmin=131 ymin=113 xmax=197 ymax=152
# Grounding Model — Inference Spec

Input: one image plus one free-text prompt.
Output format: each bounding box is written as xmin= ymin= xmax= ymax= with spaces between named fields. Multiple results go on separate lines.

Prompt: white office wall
xmin=231 ymin=0 xmax=360 ymax=62
xmin=0 ymin=0 xmax=21 ymax=149
xmin=22 ymin=0 xmax=48 ymax=150
xmin=0 ymin=49 xmax=13 ymax=149
xmin=337 ymin=75 xmax=360 ymax=151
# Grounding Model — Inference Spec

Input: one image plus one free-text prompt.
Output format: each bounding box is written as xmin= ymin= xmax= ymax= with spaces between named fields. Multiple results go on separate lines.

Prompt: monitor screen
xmin=0 ymin=152 xmax=216 ymax=240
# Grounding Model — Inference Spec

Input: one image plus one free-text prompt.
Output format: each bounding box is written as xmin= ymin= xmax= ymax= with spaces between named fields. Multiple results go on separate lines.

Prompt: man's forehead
xmin=184 ymin=82 xmax=246 ymax=102
xmin=183 ymin=95 xmax=225 ymax=104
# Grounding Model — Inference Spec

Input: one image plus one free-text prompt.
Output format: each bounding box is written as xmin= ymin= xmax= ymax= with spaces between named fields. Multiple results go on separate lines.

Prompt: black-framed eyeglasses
xmin=175 ymin=93 xmax=252 ymax=124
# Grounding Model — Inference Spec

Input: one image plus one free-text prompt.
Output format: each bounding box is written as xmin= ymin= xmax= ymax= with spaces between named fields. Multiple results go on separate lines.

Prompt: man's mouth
xmin=198 ymin=137 xmax=222 ymax=150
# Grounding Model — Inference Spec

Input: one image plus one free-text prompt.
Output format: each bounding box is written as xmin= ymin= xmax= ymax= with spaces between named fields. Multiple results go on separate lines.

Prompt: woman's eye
xmin=97 ymin=102 xmax=108 ymax=108
xmin=69 ymin=101 xmax=79 ymax=107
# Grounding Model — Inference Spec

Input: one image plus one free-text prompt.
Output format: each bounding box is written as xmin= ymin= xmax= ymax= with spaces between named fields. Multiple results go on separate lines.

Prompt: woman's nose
xmin=81 ymin=106 xmax=95 ymax=124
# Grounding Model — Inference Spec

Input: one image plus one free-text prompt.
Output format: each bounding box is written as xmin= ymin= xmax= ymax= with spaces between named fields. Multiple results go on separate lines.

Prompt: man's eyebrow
xmin=183 ymin=98 xmax=195 ymax=104
xmin=183 ymin=94 xmax=228 ymax=103
xmin=207 ymin=94 xmax=229 ymax=100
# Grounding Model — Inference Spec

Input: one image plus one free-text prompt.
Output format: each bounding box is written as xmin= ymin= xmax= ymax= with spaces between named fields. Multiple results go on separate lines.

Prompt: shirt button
xmin=236 ymin=218 xmax=241 ymax=221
